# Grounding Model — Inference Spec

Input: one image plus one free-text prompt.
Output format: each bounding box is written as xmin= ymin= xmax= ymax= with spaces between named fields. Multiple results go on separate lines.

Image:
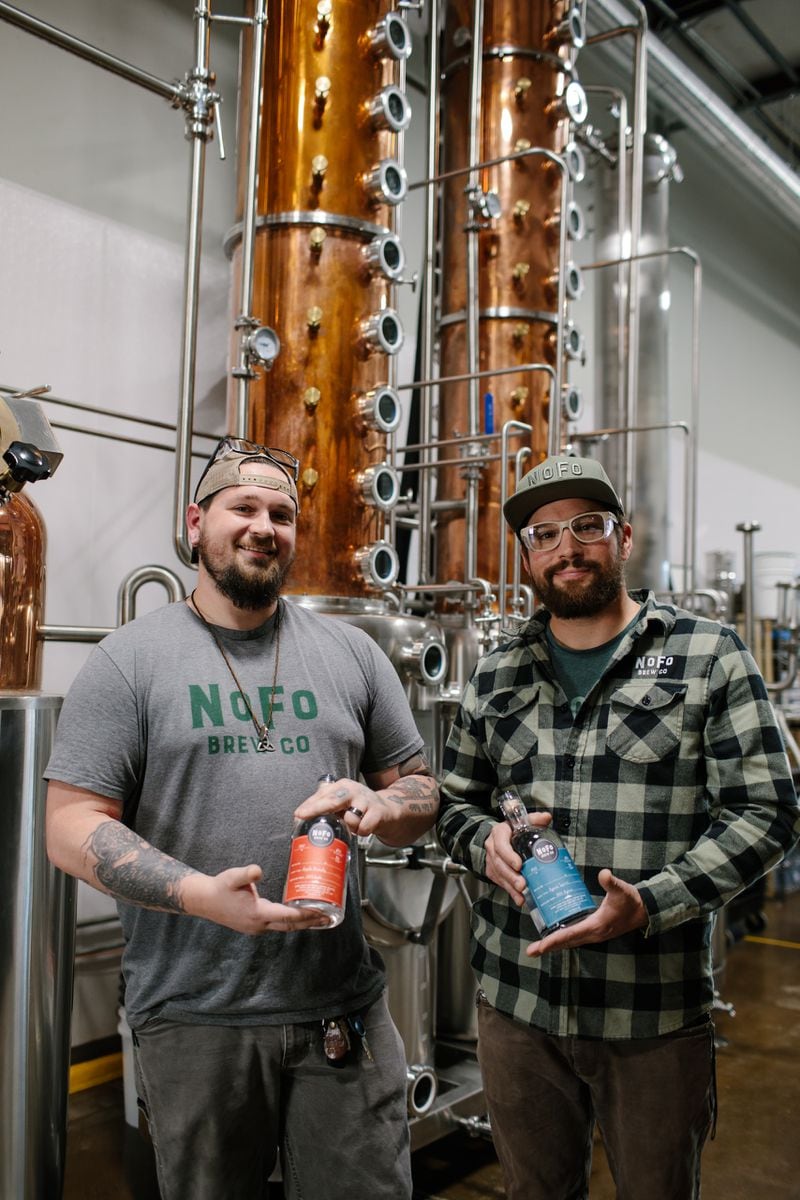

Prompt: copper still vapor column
xmin=227 ymin=0 xmax=412 ymax=599
xmin=0 ymin=491 xmax=45 ymax=689
xmin=0 ymin=393 xmax=62 ymax=689
xmin=436 ymin=0 xmax=587 ymax=588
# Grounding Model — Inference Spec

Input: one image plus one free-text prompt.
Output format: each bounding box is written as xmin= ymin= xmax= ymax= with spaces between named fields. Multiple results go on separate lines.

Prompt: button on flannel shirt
xmin=437 ymin=591 xmax=800 ymax=1039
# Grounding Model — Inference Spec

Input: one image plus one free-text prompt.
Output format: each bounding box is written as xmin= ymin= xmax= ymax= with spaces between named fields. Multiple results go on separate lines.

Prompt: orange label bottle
xmin=283 ymin=774 xmax=351 ymax=927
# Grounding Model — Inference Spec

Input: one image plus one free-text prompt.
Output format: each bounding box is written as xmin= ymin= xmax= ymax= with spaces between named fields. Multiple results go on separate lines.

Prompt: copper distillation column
xmin=0 ymin=396 xmax=62 ymax=690
xmin=227 ymin=0 xmax=412 ymax=600
xmin=0 ymin=492 xmax=45 ymax=690
xmin=436 ymin=0 xmax=587 ymax=592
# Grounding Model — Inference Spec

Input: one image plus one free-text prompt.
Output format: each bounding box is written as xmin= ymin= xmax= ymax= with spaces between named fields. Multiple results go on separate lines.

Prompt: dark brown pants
xmin=477 ymin=994 xmax=715 ymax=1200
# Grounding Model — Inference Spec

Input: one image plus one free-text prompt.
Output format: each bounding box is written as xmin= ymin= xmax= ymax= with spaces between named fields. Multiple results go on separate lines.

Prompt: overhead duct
xmin=586 ymin=0 xmax=800 ymax=233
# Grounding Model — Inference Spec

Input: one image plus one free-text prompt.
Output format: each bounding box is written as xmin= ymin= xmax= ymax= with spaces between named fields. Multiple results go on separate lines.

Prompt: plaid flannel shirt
xmin=437 ymin=590 xmax=800 ymax=1039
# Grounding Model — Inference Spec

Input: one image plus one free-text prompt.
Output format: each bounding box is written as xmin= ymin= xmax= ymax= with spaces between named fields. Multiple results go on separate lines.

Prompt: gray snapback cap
xmin=503 ymin=454 xmax=623 ymax=533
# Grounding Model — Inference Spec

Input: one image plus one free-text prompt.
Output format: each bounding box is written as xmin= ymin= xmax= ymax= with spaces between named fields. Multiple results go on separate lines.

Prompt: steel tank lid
xmin=0 ymin=691 xmax=63 ymax=709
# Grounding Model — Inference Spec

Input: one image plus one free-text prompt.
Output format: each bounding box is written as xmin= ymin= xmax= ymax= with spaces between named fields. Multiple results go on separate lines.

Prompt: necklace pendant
xmin=256 ymin=726 xmax=275 ymax=753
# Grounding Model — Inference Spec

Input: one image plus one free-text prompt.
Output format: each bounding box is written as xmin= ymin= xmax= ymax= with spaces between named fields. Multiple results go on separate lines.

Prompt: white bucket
xmin=117 ymin=1006 xmax=139 ymax=1128
xmin=753 ymin=552 xmax=798 ymax=620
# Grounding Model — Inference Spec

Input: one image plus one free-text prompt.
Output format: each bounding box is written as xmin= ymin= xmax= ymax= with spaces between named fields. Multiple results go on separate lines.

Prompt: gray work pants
xmin=477 ymin=993 xmax=715 ymax=1200
xmin=132 ymin=993 xmax=412 ymax=1200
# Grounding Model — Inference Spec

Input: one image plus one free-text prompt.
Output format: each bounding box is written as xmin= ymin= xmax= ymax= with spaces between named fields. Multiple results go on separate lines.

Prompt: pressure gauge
xmin=475 ymin=190 xmax=502 ymax=221
xmin=246 ymin=325 xmax=281 ymax=368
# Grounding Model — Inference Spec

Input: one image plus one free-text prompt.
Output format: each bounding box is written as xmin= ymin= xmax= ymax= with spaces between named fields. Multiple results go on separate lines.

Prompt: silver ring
xmin=348 ymin=806 xmax=365 ymax=819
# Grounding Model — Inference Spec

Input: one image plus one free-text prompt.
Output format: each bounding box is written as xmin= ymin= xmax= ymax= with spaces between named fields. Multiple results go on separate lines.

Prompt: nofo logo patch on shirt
xmin=633 ymin=654 xmax=674 ymax=678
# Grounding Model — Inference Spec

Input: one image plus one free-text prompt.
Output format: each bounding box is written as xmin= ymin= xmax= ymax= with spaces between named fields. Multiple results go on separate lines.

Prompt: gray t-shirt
xmin=45 ymin=599 xmax=424 ymax=1029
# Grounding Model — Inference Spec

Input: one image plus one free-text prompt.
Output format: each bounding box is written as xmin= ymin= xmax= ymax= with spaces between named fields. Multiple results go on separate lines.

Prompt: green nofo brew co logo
xmin=189 ymin=683 xmax=318 ymax=756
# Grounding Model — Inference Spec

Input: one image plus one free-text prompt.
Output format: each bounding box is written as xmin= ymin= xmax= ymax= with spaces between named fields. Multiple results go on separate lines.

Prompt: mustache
xmin=544 ymin=555 xmax=598 ymax=584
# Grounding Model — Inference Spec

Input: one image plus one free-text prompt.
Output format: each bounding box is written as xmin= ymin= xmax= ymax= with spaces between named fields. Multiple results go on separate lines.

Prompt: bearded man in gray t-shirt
xmin=45 ymin=440 xmax=439 ymax=1200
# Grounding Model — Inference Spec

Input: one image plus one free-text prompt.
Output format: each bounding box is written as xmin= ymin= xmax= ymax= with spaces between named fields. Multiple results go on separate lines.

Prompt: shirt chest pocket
xmin=480 ymin=685 xmax=542 ymax=767
xmin=606 ymin=682 xmax=687 ymax=763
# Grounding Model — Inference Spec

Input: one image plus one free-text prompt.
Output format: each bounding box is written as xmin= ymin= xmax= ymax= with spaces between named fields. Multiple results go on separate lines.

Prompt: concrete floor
xmin=62 ymin=890 xmax=800 ymax=1199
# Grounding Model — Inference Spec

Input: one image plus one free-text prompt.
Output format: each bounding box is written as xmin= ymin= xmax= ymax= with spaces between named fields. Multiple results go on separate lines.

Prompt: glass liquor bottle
xmin=283 ymin=774 xmax=351 ymax=927
xmin=498 ymin=789 xmax=596 ymax=934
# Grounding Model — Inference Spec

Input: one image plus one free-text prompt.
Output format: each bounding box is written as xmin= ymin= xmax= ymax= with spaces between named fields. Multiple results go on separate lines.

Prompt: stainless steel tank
xmin=0 ymin=693 xmax=76 ymax=1200
xmin=595 ymin=132 xmax=681 ymax=591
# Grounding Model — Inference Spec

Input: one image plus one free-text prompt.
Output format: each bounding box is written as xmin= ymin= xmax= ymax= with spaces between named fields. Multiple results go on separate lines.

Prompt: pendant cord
xmin=189 ymin=591 xmax=282 ymax=752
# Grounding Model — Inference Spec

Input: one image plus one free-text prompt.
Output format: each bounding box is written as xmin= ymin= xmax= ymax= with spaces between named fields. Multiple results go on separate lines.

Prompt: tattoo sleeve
xmin=84 ymin=821 xmax=197 ymax=913
xmin=382 ymin=752 xmax=438 ymax=814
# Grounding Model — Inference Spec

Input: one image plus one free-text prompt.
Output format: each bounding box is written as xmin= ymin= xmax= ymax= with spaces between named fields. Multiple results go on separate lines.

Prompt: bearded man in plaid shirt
xmin=437 ymin=454 xmax=799 ymax=1200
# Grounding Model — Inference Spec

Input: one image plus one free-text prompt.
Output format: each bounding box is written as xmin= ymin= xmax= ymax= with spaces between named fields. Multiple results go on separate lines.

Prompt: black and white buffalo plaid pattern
xmin=437 ymin=591 xmax=800 ymax=1039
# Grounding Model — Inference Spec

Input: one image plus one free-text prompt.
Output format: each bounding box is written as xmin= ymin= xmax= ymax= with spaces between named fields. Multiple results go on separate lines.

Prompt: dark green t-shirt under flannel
xmin=546 ymin=607 xmax=641 ymax=717
xmin=437 ymin=590 xmax=800 ymax=1040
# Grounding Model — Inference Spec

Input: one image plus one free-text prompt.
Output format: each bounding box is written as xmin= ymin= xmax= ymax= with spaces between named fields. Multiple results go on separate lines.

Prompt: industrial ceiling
xmin=640 ymin=0 xmax=799 ymax=171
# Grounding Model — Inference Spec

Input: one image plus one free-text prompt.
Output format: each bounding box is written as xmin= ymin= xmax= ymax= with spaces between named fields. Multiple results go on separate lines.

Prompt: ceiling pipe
xmin=586 ymin=0 xmax=800 ymax=233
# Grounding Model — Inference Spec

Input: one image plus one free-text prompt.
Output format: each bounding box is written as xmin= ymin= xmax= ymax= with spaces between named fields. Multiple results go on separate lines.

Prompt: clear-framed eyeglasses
xmin=196 ymin=437 xmax=300 ymax=492
xmin=520 ymin=510 xmax=620 ymax=552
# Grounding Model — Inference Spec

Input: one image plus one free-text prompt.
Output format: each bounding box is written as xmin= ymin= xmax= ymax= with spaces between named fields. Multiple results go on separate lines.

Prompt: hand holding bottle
xmin=284 ymin=774 xmax=352 ymax=927
xmin=485 ymin=808 xmax=555 ymax=905
xmin=496 ymin=790 xmax=596 ymax=935
xmin=525 ymin=867 xmax=649 ymax=957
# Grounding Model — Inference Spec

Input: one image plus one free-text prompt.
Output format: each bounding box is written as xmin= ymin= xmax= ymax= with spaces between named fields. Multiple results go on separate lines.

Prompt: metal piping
xmin=39 ymin=563 xmax=187 ymax=646
xmin=116 ymin=565 xmax=186 ymax=625
xmin=498 ymin=420 xmax=532 ymax=623
xmin=416 ymin=0 xmax=441 ymax=586
xmin=0 ymin=1 xmax=182 ymax=102
xmin=39 ymin=625 xmax=114 ymax=643
xmin=463 ymin=0 xmax=486 ymax=586
xmin=586 ymin=0 xmax=800 ymax=231
xmin=0 ymin=383 xmax=220 ymax=443
xmin=173 ymin=1 xmax=214 ymax=568
xmin=384 ymin=20 xmax=411 ymax=556
xmin=547 ymin=160 xmax=569 ymax=457
xmin=583 ymin=85 xmax=628 ymax=471
xmin=43 ymin=420 xmax=214 ymax=458
xmin=232 ymin=0 xmax=268 ymax=438
xmin=586 ymin=0 xmax=648 ymax=515
xmin=736 ymin=521 xmax=760 ymax=653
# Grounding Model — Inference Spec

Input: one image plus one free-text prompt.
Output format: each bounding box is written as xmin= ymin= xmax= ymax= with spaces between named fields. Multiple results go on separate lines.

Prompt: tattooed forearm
xmin=383 ymin=773 xmax=438 ymax=811
xmin=371 ymin=757 xmax=440 ymax=845
xmin=85 ymin=821 xmax=198 ymax=913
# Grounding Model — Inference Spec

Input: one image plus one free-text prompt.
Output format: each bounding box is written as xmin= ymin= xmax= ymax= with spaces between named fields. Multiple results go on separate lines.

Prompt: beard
xmin=531 ymin=550 xmax=625 ymax=619
xmin=197 ymin=534 xmax=295 ymax=610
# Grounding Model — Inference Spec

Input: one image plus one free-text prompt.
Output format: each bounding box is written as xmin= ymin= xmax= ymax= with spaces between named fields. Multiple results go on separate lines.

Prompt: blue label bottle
xmin=498 ymin=789 xmax=596 ymax=934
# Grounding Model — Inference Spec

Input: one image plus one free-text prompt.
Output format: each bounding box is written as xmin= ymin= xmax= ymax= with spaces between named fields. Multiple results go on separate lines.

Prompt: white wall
xmin=0 ymin=0 xmax=243 ymax=696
